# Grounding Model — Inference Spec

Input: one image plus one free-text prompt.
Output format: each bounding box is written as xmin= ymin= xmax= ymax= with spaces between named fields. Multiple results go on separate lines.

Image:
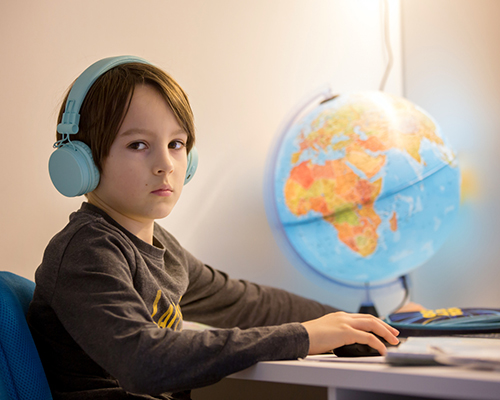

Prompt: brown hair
xmin=56 ymin=62 xmax=195 ymax=173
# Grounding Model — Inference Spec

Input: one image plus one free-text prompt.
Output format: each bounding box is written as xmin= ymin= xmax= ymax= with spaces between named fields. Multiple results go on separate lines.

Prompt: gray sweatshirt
xmin=27 ymin=203 xmax=338 ymax=399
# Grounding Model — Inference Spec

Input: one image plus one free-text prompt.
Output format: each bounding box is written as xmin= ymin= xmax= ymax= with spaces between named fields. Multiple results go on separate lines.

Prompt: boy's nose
xmin=154 ymin=148 xmax=174 ymax=175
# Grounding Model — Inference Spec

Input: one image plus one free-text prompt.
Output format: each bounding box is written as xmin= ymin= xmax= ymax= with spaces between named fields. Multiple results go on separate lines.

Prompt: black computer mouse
xmin=333 ymin=343 xmax=381 ymax=357
xmin=333 ymin=335 xmax=397 ymax=357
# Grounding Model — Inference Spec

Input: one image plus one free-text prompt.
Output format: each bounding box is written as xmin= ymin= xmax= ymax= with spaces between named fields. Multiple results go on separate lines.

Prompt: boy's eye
xmin=128 ymin=142 xmax=147 ymax=150
xmin=169 ymin=140 xmax=186 ymax=150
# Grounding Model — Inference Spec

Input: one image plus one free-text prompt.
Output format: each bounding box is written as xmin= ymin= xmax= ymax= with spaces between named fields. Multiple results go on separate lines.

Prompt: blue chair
xmin=0 ymin=271 xmax=52 ymax=399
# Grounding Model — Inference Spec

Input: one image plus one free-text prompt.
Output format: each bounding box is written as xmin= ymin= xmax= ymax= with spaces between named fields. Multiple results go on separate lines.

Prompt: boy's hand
xmin=301 ymin=311 xmax=399 ymax=356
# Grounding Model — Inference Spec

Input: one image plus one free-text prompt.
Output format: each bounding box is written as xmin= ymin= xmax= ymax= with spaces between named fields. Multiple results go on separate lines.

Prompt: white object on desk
xmin=387 ymin=336 xmax=500 ymax=369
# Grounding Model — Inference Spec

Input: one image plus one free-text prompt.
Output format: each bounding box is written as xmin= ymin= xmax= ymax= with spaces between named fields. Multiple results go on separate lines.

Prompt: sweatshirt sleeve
xmin=179 ymin=249 xmax=340 ymax=329
xmin=43 ymin=224 xmax=311 ymax=396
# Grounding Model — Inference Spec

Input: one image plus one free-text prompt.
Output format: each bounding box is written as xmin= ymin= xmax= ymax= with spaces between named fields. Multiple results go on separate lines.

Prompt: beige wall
xmin=402 ymin=0 xmax=500 ymax=308
xmin=2 ymin=0 xmax=497 ymax=312
xmin=0 ymin=1 xmax=402 ymax=312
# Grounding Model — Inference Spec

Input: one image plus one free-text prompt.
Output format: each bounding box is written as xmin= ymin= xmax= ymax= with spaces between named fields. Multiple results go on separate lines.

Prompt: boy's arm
xmin=179 ymin=256 xmax=399 ymax=356
xmin=180 ymin=252 xmax=340 ymax=329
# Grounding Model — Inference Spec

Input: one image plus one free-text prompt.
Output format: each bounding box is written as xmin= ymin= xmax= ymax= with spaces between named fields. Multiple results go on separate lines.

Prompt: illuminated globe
xmin=265 ymin=91 xmax=460 ymax=285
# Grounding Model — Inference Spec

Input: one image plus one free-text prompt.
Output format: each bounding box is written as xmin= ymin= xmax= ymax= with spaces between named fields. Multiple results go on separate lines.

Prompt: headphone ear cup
xmin=184 ymin=146 xmax=198 ymax=185
xmin=49 ymin=141 xmax=100 ymax=197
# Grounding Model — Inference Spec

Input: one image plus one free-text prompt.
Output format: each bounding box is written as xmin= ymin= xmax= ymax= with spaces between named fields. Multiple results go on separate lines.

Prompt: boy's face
xmin=88 ymin=84 xmax=188 ymax=235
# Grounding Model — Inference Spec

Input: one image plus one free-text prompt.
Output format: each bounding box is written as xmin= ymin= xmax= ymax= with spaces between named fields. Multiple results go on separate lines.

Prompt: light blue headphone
xmin=49 ymin=56 xmax=198 ymax=197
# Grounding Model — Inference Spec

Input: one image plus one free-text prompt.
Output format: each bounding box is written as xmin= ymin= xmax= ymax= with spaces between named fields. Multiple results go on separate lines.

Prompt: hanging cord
xmin=379 ymin=2 xmax=409 ymax=315
xmin=379 ymin=0 xmax=393 ymax=91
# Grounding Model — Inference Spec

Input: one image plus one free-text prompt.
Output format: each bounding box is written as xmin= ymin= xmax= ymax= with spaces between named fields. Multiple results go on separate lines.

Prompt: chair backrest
xmin=0 ymin=271 xmax=52 ymax=399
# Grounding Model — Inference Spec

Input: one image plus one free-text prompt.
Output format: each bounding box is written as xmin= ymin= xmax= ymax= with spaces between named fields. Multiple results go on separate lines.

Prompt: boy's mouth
xmin=151 ymin=185 xmax=173 ymax=196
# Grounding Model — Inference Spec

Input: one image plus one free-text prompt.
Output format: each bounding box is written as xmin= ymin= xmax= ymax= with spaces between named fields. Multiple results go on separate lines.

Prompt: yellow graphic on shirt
xmin=151 ymin=290 xmax=183 ymax=331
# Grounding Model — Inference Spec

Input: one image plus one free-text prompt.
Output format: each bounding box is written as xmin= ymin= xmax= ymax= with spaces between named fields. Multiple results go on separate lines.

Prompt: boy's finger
xmin=350 ymin=331 xmax=389 ymax=356
xmin=350 ymin=318 xmax=400 ymax=345
xmin=351 ymin=314 xmax=400 ymax=336
xmin=369 ymin=336 xmax=388 ymax=356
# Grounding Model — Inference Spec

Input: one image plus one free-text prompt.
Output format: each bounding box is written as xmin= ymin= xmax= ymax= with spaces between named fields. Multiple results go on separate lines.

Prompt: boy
xmin=27 ymin=56 xmax=399 ymax=400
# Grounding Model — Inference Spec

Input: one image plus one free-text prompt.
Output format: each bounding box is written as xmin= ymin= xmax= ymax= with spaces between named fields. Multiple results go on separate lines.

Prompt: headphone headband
xmin=58 ymin=56 xmax=151 ymax=135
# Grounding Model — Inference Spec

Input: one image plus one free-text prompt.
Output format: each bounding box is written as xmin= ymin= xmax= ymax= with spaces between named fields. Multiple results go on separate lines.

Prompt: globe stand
xmin=359 ymin=275 xmax=411 ymax=317
xmin=358 ymin=303 xmax=379 ymax=317
xmin=358 ymin=283 xmax=379 ymax=317
xmin=357 ymin=275 xmax=409 ymax=316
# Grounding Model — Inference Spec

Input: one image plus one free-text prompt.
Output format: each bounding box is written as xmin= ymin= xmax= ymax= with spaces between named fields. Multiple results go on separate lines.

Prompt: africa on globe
xmin=265 ymin=91 xmax=460 ymax=284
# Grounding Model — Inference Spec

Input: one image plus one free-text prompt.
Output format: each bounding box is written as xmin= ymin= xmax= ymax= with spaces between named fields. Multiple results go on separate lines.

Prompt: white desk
xmin=228 ymin=358 xmax=500 ymax=400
